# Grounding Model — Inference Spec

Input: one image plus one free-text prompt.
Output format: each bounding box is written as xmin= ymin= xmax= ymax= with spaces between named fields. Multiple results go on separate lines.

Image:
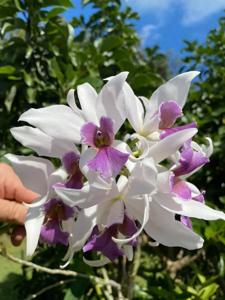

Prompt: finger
xmin=14 ymin=184 xmax=39 ymax=204
xmin=0 ymin=163 xmax=39 ymax=203
xmin=0 ymin=199 xmax=28 ymax=225
xmin=11 ymin=226 xmax=26 ymax=246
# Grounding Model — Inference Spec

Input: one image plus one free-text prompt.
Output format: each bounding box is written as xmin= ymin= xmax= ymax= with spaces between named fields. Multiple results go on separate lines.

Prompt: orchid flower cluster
xmin=6 ymin=71 xmax=225 ymax=267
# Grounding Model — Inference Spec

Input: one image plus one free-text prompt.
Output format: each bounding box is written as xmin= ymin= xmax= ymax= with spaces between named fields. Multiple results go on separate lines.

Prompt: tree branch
xmin=0 ymin=245 xmax=122 ymax=293
xmin=25 ymin=278 xmax=77 ymax=300
xmin=165 ymin=249 xmax=204 ymax=279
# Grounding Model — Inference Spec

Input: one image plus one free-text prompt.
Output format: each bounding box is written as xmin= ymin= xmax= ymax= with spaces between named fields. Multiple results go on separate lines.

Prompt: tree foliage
xmin=0 ymin=0 xmax=168 ymax=156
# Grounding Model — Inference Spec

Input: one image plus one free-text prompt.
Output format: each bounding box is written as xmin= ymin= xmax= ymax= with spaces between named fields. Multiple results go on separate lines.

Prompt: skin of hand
xmin=0 ymin=163 xmax=39 ymax=246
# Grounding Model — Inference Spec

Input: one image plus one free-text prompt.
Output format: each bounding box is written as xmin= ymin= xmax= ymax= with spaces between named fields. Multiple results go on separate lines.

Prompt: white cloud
xmin=139 ymin=24 xmax=160 ymax=46
xmin=124 ymin=0 xmax=224 ymax=25
xmin=181 ymin=0 xmax=225 ymax=25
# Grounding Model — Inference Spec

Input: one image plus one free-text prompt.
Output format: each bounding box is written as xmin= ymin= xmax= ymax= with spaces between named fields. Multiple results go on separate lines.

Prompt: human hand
xmin=0 ymin=163 xmax=38 ymax=246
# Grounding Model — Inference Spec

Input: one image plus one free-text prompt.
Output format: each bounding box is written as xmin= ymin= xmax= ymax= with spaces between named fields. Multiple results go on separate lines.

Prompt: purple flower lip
xmin=87 ymin=146 xmax=129 ymax=178
xmin=81 ymin=116 xmax=129 ymax=178
xmin=41 ymin=199 xmax=74 ymax=246
xmin=81 ymin=116 xmax=114 ymax=149
xmin=40 ymin=220 xmax=69 ymax=246
xmin=83 ymin=214 xmax=137 ymax=261
xmin=62 ymin=151 xmax=84 ymax=189
xmin=43 ymin=198 xmax=74 ymax=222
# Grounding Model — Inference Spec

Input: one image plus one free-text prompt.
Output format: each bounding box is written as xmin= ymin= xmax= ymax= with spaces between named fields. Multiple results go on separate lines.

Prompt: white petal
xmin=123 ymin=82 xmax=144 ymax=133
xmin=19 ymin=105 xmax=84 ymax=144
xmin=203 ymin=137 xmax=213 ymax=157
xmin=25 ymin=206 xmax=45 ymax=256
xmin=55 ymin=184 xmax=98 ymax=208
xmin=142 ymin=113 xmax=160 ymax=136
xmin=72 ymin=206 xmax=98 ymax=248
xmin=117 ymin=175 xmax=128 ymax=193
xmin=149 ymin=241 xmax=159 ymax=247
xmin=10 ymin=126 xmax=76 ymax=158
xmin=149 ymin=71 xmax=200 ymax=112
xmin=156 ymin=193 xmax=225 ymax=221
xmin=106 ymin=200 xmax=124 ymax=228
xmin=148 ymin=128 xmax=198 ymax=163
xmin=125 ymin=158 xmax=157 ymax=197
xmin=77 ymin=83 xmax=98 ymax=124
xmin=186 ymin=182 xmax=202 ymax=197
xmin=113 ymin=196 xmax=149 ymax=244
xmin=191 ymin=137 xmax=213 ymax=158
xmin=67 ymin=89 xmax=83 ymax=117
xmin=5 ymin=154 xmax=54 ymax=196
xmin=55 ymin=184 xmax=88 ymax=207
xmin=48 ymin=167 xmax=68 ymax=200
xmin=113 ymin=139 xmax=132 ymax=154
xmin=83 ymin=256 xmax=110 ymax=267
xmin=157 ymin=171 xmax=173 ymax=193
xmin=144 ymin=200 xmax=204 ymax=250
xmin=48 ymin=167 xmax=68 ymax=186
xmin=63 ymin=206 xmax=98 ymax=262
xmin=96 ymin=72 xmax=128 ymax=133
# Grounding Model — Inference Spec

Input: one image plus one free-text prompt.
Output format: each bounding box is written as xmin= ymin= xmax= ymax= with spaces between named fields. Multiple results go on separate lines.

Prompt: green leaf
xmin=47 ymin=7 xmax=67 ymax=18
xmin=40 ymin=0 xmax=73 ymax=8
xmin=187 ymin=286 xmax=198 ymax=295
xmin=0 ymin=6 xmax=17 ymax=18
xmin=0 ymin=65 xmax=16 ymax=74
xmin=198 ymin=283 xmax=219 ymax=300
xmin=23 ymin=70 xmax=33 ymax=87
xmin=63 ymin=278 xmax=90 ymax=300
xmin=49 ymin=58 xmax=64 ymax=83
xmin=14 ymin=0 xmax=24 ymax=11
xmin=5 ymin=85 xmax=16 ymax=112
xmin=101 ymin=35 xmax=122 ymax=52
xmin=197 ymin=273 xmax=206 ymax=284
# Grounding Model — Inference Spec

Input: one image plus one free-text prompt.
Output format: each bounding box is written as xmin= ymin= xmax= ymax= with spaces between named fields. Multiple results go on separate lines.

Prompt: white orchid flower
xmin=12 ymin=72 xmax=131 ymax=179
xmin=123 ymin=71 xmax=199 ymax=140
xmin=54 ymin=157 xmax=157 ymax=265
xmin=4 ymin=154 xmax=75 ymax=256
xmin=154 ymin=169 xmax=225 ymax=238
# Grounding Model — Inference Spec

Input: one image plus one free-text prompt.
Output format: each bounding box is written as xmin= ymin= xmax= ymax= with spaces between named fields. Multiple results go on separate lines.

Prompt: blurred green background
xmin=0 ymin=0 xmax=225 ymax=299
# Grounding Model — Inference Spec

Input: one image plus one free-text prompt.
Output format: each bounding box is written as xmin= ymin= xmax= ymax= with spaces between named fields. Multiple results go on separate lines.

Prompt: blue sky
xmin=64 ymin=0 xmax=224 ymax=56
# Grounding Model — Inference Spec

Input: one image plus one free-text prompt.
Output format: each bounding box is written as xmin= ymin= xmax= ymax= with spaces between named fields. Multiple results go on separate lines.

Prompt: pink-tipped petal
xmin=181 ymin=216 xmax=192 ymax=229
xmin=160 ymin=122 xmax=197 ymax=139
xmin=172 ymin=180 xmax=192 ymax=200
xmin=174 ymin=147 xmax=209 ymax=176
xmin=159 ymin=100 xmax=182 ymax=129
xmin=80 ymin=122 xmax=97 ymax=146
